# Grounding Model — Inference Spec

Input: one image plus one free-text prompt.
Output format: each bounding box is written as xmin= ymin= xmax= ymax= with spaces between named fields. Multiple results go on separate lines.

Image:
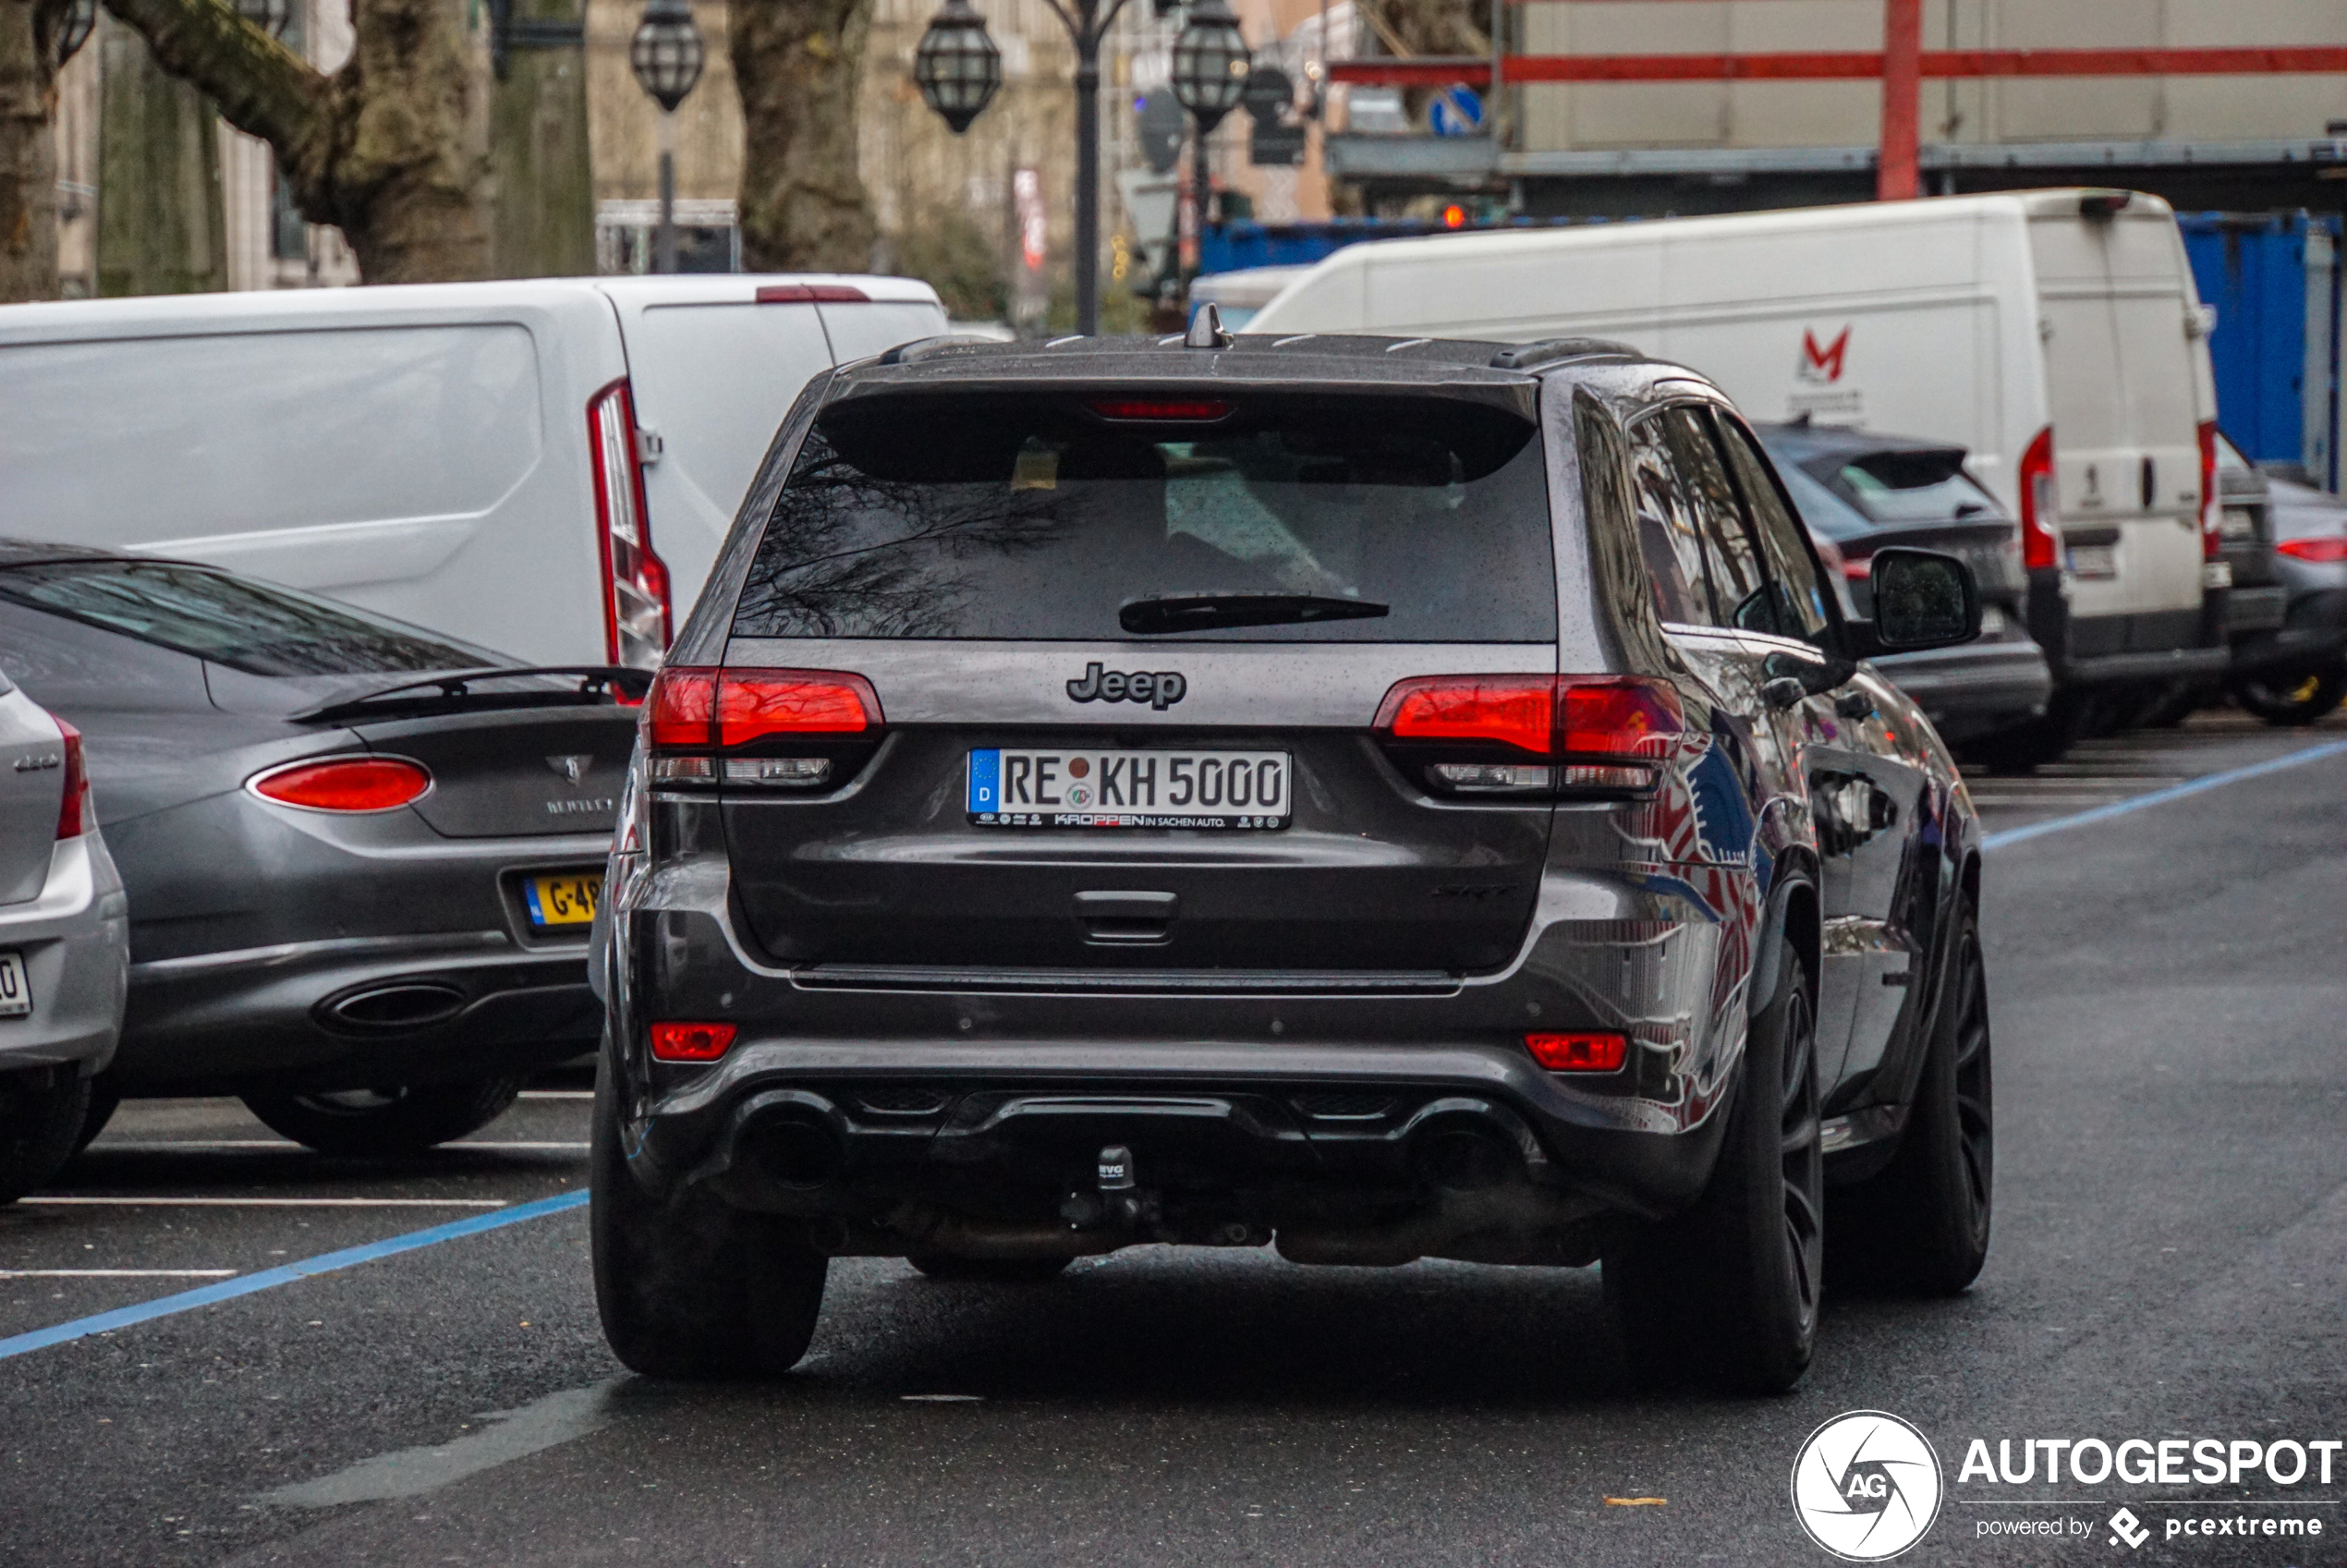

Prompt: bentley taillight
xmin=249 ymin=758 xmax=432 ymax=812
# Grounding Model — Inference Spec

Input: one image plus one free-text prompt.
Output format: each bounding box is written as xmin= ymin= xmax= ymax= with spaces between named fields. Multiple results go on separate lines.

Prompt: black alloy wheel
xmin=2230 ymin=662 xmax=2347 ymax=727
xmin=908 ymin=1254 xmax=1074 ymax=1282
xmin=1831 ymin=906 xmax=1993 ymax=1295
xmin=1605 ymin=926 xmax=1823 ymax=1394
xmin=239 ymin=1076 xmax=525 ymax=1157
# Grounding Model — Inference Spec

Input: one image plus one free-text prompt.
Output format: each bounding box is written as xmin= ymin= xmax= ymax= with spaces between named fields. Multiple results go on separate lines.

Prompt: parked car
xmin=2227 ymin=474 xmax=2347 ymax=723
xmin=1753 ymin=420 xmax=2051 ymax=755
xmin=0 ymin=542 xmax=643 ymax=1155
xmin=1252 ymin=188 xmax=2230 ymax=766
xmin=0 ymin=676 xmax=128 ymax=1201
xmin=590 ymin=330 xmax=1992 ymax=1394
xmin=0 ymin=275 xmax=948 ymax=671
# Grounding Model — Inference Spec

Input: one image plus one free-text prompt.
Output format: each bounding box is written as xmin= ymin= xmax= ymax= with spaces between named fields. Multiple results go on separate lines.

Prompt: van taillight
xmin=1373 ymin=675 xmax=1683 ymax=796
xmin=53 ymin=719 xmax=88 ymax=840
xmin=2197 ymin=419 xmax=2221 ymax=562
xmin=645 ymin=666 xmax=882 ymax=787
xmin=2017 ymin=425 xmax=2059 ymax=572
xmin=588 ymin=379 xmax=672 ymax=670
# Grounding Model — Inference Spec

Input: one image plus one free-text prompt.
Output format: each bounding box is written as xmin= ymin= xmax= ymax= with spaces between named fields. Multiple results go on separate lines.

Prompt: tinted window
xmin=0 ymin=562 xmax=493 ymax=676
xmin=1823 ymin=449 xmax=2003 ymax=526
xmin=1661 ymin=408 xmax=1772 ymax=632
xmin=731 ymin=395 xmax=1556 ymax=642
xmin=1627 ymin=415 xmax=1716 ymax=626
xmin=1717 ymin=419 xmax=1831 ymax=641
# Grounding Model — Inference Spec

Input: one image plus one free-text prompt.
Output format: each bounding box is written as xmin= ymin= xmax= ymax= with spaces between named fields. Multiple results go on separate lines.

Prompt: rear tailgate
xmin=708 ymin=385 xmax=1561 ymax=976
xmin=347 ymin=708 xmax=638 ymax=838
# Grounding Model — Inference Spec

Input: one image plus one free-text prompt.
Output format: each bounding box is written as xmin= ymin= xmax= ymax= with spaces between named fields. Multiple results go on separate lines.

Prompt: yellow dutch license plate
xmin=525 ymin=873 xmax=602 ymax=929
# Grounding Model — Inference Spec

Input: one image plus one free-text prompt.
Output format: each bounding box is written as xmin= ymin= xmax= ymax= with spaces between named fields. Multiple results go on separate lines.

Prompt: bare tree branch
xmin=102 ymin=0 xmax=326 ymax=170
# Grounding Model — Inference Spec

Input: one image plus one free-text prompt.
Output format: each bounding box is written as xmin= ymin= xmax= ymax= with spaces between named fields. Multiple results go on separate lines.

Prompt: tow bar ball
xmin=1062 ymin=1145 xmax=1156 ymax=1230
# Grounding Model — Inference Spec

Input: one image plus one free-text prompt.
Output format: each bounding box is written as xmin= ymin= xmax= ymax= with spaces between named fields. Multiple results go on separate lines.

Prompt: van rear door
xmin=2029 ymin=204 xmax=2207 ymax=649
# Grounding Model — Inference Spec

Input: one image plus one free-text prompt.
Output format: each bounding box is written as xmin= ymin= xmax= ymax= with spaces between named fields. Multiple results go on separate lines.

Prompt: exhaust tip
xmin=1412 ymin=1120 xmax=1522 ymax=1193
xmin=741 ymin=1112 xmax=845 ymax=1190
xmin=316 ymin=980 xmax=468 ymax=1035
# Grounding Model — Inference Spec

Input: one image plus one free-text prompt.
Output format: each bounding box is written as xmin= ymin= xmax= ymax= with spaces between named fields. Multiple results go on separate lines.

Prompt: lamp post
xmin=1168 ymin=0 xmax=1246 ymax=293
xmin=630 ymin=0 xmax=706 ymax=273
xmin=913 ymin=0 xmax=1128 ymax=334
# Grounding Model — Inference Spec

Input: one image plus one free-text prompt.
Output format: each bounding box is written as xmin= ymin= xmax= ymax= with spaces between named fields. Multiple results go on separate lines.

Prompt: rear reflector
xmin=53 ymin=717 xmax=88 ymax=841
xmin=1088 ymin=398 xmax=1234 ymax=421
xmin=645 ymin=666 xmax=881 ymax=750
xmin=649 ymin=1021 xmax=737 ymax=1062
xmin=1525 ymin=1032 xmax=1628 ymax=1073
xmin=1375 ymin=675 xmax=1684 ymax=760
xmin=2279 ymin=535 xmax=2347 ymax=563
xmin=755 ymin=284 xmax=871 ymax=304
xmin=251 ymin=757 xmax=432 ymax=812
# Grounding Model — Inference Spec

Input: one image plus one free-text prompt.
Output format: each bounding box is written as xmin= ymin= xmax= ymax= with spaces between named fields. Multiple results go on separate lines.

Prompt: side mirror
xmin=1859 ymin=546 xmax=1979 ymax=653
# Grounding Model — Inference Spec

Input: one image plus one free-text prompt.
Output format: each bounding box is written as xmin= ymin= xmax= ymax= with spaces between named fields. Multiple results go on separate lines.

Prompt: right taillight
xmin=1373 ymin=675 xmax=1684 ymax=796
xmin=645 ymin=666 xmax=882 ymax=789
xmin=588 ymin=379 xmax=672 ymax=671
xmin=53 ymin=718 xmax=88 ymax=841
xmin=2017 ymin=424 xmax=2059 ymax=572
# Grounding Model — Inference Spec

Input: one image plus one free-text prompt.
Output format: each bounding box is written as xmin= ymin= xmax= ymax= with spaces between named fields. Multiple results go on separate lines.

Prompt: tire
xmin=1833 ymin=908 xmax=1994 ymax=1295
xmin=0 ymin=1067 xmax=92 ymax=1206
xmin=908 ymin=1253 xmax=1072 ymax=1282
xmin=239 ymin=1076 xmax=524 ymax=1157
xmin=590 ymin=1051 xmax=828 ymax=1380
xmin=2230 ymin=662 xmax=2347 ymax=727
xmin=1604 ymin=933 xmax=1824 ymax=1394
xmin=70 ymin=1077 xmax=119 ymax=1158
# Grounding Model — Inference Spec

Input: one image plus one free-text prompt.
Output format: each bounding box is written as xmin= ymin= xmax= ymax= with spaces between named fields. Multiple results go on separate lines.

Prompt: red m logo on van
xmin=1797 ymin=327 xmax=1850 ymax=384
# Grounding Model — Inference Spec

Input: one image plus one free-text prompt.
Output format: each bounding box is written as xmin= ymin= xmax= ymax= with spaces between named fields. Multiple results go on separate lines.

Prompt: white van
xmin=0 ymin=275 xmax=948 ymax=668
xmin=1251 ymin=189 xmax=2227 ymax=746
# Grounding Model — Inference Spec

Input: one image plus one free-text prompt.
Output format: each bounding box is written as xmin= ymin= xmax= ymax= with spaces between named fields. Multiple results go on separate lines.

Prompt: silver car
xmin=0 ymin=673 xmax=128 ymax=1202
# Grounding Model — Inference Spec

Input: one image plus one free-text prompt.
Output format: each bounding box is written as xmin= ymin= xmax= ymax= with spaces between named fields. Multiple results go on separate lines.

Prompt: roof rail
xmin=1488 ymin=337 xmax=1638 ymax=371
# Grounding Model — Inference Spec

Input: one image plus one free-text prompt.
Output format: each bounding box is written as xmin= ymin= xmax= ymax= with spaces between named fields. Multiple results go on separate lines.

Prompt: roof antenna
xmin=1186 ymin=301 xmax=1232 ymax=349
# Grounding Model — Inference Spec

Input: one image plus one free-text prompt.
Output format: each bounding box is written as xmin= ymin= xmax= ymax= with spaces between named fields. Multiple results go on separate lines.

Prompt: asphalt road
xmin=4 ymin=711 xmax=2343 ymax=1568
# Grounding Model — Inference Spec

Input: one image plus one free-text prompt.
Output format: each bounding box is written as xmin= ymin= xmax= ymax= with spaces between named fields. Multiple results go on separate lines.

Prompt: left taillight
xmin=588 ymin=379 xmax=672 ymax=671
xmin=249 ymin=758 xmax=432 ymax=812
xmin=2197 ymin=419 xmax=2222 ymax=563
xmin=1373 ymin=675 xmax=1684 ymax=796
xmin=53 ymin=718 xmax=88 ymax=841
xmin=645 ymin=665 xmax=882 ymax=789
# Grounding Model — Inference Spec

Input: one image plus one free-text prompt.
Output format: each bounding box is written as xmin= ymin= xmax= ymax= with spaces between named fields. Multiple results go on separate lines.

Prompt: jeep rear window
xmin=730 ymin=393 xmax=1556 ymax=642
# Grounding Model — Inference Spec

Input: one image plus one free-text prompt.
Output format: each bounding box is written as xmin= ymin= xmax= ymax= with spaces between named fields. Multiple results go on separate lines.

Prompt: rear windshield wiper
xmin=291 ymin=665 xmax=652 ymax=724
xmin=1119 ymin=592 xmax=1391 ymax=635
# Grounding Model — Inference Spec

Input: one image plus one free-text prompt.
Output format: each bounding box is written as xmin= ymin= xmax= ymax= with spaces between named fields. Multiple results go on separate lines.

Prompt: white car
xmin=0 ymin=671 xmax=128 ymax=1202
xmin=0 ymin=275 xmax=949 ymax=670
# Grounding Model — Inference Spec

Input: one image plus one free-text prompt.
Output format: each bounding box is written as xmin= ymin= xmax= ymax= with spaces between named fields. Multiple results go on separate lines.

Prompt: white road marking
xmin=518 ymin=1090 xmax=592 ymax=1100
xmin=19 ymin=1197 xmax=507 ymax=1209
xmin=0 ymin=1269 xmax=239 ymax=1278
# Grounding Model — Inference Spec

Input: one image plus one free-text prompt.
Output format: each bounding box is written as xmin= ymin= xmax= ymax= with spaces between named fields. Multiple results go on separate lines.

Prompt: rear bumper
xmin=0 ymin=835 xmax=128 ymax=1076
xmin=2229 ymin=586 xmax=2347 ymax=675
xmin=1872 ymin=639 xmax=2052 ymax=741
xmin=116 ymin=932 xmax=598 ymax=1095
xmin=2025 ymin=570 xmax=2230 ymax=687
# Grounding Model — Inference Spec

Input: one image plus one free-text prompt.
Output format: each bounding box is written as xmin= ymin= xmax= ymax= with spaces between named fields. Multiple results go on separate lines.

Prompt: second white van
xmin=1250 ymin=189 xmax=2227 ymax=759
xmin=0 ymin=275 xmax=949 ymax=669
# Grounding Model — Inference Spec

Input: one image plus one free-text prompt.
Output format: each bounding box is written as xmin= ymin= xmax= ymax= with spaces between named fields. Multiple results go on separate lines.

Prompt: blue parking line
xmin=0 ymin=1188 xmax=588 ymax=1363
xmin=1981 ymin=736 xmax=2347 ymax=853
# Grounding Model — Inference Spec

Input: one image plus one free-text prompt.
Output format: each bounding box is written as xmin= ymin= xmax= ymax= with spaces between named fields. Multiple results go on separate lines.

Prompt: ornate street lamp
xmin=912 ymin=0 xmax=1003 ymax=134
xmin=1170 ymin=0 xmax=1247 ymax=132
xmin=630 ymin=0 xmax=706 ymax=273
xmin=911 ymin=0 xmax=1130 ymax=334
xmin=55 ymin=0 xmax=95 ymax=65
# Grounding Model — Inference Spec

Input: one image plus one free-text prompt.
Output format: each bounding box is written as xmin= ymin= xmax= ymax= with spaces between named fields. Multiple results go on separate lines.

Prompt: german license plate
xmin=0 ymin=951 xmax=28 ymax=1018
xmin=967 ymin=748 xmax=1291 ymax=830
xmin=2067 ymin=543 xmax=2118 ymax=579
xmin=524 ymin=872 xmax=602 ymax=929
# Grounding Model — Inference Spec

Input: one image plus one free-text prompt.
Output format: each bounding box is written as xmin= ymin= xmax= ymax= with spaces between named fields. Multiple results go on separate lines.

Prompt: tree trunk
xmin=732 ymin=0 xmax=875 ymax=273
xmin=103 ymin=0 xmax=494 ymax=283
xmin=96 ymin=18 xmax=227 ymax=294
xmin=487 ymin=0 xmax=592 ymax=277
xmin=0 ymin=0 xmax=69 ymax=300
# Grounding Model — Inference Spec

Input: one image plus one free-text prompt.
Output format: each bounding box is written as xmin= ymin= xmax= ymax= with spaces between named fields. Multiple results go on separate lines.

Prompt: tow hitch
xmin=1060 ymin=1144 xmax=1161 ymax=1231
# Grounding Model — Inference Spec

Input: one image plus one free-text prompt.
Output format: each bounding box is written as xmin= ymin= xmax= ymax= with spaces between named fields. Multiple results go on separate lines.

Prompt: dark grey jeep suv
xmin=592 ymin=330 xmax=1993 ymax=1393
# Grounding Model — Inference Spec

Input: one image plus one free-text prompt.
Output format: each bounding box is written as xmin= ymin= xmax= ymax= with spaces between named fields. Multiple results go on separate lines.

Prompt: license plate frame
xmin=0 ymin=950 xmax=29 ymax=1019
xmin=967 ymin=748 xmax=1292 ymax=830
xmin=523 ymin=871 xmax=603 ymax=930
xmin=2067 ymin=542 xmax=2118 ymax=580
